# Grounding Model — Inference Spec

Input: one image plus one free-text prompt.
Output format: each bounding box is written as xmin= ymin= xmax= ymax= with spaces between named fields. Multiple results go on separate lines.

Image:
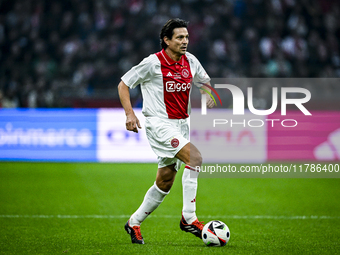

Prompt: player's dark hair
xmin=160 ymin=18 xmax=189 ymax=49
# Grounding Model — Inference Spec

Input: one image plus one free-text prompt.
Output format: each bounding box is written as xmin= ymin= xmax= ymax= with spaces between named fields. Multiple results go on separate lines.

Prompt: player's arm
xmin=118 ymin=80 xmax=141 ymax=133
xmin=200 ymin=82 xmax=215 ymax=109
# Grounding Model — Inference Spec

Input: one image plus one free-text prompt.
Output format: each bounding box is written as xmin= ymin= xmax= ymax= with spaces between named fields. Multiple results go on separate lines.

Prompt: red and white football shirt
xmin=121 ymin=49 xmax=210 ymax=119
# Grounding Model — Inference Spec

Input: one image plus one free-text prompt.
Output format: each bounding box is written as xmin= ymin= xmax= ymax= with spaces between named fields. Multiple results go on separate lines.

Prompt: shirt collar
xmin=161 ymin=49 xmax=187 ymax=66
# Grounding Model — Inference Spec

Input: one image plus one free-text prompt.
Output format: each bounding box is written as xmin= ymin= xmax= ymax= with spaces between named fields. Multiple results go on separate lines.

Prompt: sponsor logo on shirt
xmin=166 ymin=81 xmax=191 ymax=92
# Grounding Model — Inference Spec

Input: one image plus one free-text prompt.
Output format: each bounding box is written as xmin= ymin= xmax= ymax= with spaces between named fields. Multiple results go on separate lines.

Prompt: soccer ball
xmin=202 ymin=220 xmax=230 ymax=246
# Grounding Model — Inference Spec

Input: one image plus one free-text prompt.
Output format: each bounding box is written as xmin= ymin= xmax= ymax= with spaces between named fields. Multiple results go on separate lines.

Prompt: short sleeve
xmin=186 ymin=52 xmax=210 ymax=87
xmin=193 ymin=60 xmax=210 ymax=86
xmin=121 ymin=55 xmax=154 ymax=89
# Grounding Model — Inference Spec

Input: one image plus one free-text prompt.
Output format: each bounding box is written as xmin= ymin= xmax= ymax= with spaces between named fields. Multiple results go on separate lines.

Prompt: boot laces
xmin=192 ymin=220 xmax=204 ymax=230
xmin=132 ymin=226 xmax=143 ymax=240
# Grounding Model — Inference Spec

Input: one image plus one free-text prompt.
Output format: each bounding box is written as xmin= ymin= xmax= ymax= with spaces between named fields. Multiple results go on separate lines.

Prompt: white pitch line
xmin=0 ymin=215 xmax=339 ymax=220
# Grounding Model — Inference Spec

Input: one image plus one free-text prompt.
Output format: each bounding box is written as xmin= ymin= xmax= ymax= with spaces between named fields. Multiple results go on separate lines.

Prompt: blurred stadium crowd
xmin=0 ymin=0 xmax=339 ymax=108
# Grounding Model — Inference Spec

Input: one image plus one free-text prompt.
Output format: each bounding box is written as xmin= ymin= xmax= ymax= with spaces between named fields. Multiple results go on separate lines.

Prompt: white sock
xmin=129 ymin=182 xmax=169 ymax=226
xmin=182 ymin=165 xmax=199 ymax=224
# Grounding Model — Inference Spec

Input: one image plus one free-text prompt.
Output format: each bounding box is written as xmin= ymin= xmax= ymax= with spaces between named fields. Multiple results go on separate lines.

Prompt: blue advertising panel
xmin=0 ymin=109 xmax=97 ymax=161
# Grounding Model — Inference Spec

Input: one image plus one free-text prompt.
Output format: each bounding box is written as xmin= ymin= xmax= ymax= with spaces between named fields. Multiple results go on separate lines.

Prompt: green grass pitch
xmin=1 ymin=162 xmax=340 ymax=255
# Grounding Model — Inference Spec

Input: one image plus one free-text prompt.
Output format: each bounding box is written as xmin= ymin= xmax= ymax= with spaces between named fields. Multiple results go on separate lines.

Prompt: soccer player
xmin=118 ymin=18 xmax=214 ymax=244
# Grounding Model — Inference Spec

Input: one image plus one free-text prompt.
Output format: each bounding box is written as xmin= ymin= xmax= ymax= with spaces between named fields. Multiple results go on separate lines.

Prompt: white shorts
xmin=145 ymin=116 xmax=190 ymax=171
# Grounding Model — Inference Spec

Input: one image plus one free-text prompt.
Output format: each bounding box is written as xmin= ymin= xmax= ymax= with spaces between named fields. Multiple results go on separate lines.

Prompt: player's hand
xmin=126 ymin=113 xmax=141 ymax=133
xmin=206 ymin=94 xmax=215 ymax=109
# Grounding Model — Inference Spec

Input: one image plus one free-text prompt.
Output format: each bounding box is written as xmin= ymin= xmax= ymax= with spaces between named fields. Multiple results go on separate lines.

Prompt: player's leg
xmin=125 ymin=164 xmax=176 ymax=244
xmin=176 ymin=142 xmax=202 ymax=167
xmin=130 ymin=163 xmax=176 ymax=225
xmin=156 ymin=163 xmax=177 ymax=192
xmin=176 ymin=142 xmax=204 ymax=238
xmin=176 ymin=142 xmax=202 ymax=222
xmin=125 ymin=117 xmax=189 ymax=243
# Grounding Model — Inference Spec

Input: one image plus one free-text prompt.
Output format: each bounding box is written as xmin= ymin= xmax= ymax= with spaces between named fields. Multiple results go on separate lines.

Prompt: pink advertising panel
xmin=267 ymin=111 xmax=340 ymax=161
